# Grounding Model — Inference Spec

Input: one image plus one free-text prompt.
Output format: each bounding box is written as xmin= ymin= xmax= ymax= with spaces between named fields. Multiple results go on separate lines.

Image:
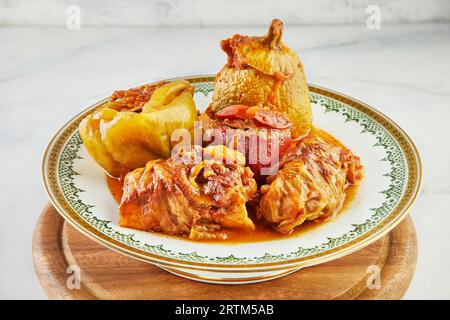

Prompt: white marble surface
xmin=1 ymin=0 xmax=449 ymax=26
xmin=0 ymin=23 xmax=449 ymax=299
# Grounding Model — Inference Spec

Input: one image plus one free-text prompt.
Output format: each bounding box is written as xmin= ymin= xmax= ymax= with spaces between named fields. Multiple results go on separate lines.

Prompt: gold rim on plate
xmin=159 ymin=266 xmax=301 ymax=283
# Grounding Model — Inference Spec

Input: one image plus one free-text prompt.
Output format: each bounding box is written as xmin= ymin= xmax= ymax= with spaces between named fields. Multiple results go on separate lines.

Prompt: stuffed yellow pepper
xmin=79 ymin=80 xmax=198 ymax=178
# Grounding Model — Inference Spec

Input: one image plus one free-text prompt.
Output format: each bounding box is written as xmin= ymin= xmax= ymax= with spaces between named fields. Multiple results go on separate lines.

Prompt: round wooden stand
xmin=33 ymin=203 xmax=417 ymax=300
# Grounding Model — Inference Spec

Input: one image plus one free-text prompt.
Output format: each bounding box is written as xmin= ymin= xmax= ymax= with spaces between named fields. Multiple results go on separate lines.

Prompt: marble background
xmin=1 ymin=0 xmax=449 ymax=26
xmin=1 ymin=0 xmax=450 ymax=300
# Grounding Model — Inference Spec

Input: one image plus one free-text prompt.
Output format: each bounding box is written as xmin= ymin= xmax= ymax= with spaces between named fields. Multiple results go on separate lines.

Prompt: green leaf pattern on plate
xmin=56 ymin=82 xmax=406 ymax=264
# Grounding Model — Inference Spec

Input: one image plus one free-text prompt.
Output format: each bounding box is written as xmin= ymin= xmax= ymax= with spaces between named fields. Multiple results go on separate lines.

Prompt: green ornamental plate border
xmin=43 ymin=75 xmax=422 ymax=271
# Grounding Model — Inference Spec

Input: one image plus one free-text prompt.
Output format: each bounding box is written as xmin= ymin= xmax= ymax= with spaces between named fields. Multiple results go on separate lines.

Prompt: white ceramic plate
xmin=42 ymin=75 xmax=422 ymax=284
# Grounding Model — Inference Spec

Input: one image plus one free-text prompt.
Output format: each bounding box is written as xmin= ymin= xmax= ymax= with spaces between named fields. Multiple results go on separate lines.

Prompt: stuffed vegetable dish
xmin=79 ymin=19 xmax=363 ymax=242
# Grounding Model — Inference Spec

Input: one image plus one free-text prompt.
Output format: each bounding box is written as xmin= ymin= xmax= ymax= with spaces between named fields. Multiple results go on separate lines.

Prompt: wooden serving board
xmin=33 ymin=203 xmax=417 ymax=300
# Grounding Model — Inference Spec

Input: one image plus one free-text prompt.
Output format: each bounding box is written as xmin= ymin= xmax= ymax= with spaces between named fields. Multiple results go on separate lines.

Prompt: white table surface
xmin=1 ymin=23 xmax=449 ymax=299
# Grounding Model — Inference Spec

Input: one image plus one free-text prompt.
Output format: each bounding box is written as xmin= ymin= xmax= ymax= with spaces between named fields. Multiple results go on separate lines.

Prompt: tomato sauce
xmin=106 ymin=127 xmax=359 ymax=243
